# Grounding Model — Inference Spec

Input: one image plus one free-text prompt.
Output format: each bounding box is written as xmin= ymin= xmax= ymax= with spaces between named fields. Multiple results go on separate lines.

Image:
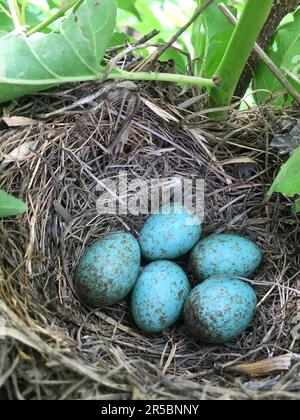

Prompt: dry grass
xmin=0 ymin=78 xmax=299 ymax=400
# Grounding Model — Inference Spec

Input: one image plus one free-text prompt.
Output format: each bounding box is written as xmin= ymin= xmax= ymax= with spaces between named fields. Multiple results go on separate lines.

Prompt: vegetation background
xmin=0 ymin=0 xmax=299 ymax=401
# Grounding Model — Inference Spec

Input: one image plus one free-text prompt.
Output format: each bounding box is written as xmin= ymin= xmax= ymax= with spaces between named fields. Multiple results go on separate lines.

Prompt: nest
xmin=0 ymin=79 xmax=299 ymax=400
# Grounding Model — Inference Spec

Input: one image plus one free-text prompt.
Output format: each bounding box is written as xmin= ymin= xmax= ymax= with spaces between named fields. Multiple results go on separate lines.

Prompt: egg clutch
xmin=74 ymin=204 xmax=262 ymax=344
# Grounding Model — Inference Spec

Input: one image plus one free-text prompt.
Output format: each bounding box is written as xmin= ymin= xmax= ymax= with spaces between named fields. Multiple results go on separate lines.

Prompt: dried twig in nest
xmin=0 ymin=78 xmax=299 ymax=400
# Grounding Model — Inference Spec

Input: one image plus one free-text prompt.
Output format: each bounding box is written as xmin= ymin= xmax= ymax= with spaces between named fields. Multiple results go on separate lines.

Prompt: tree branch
xmin=219 ymin=3 xmax=300 ymax=105
xmin=235 ymin=0 xmax=300 ymax=98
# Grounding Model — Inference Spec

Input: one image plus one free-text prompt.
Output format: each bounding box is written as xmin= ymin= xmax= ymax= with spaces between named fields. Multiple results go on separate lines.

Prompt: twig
xmin=150 ymin=0 xmax=214 ymax=63
xmin=0 ymin=3 xmax=12 ymax=18
xmin=105 ymin=31 xmax=160 ymax=76
xmin=283 ymin=68 xmax=300 ymax=86
xmin=8 ymin=0 xmax=23 ymax=30
xmin=226 ymin=354 xmax=300 ymax=377
xmin=107 ymin=30 xmax=160 ymax=53
xmin=133 ymin=30 xmax=161 ymax=47
xmin=219 ymin=2 xmax=300 ymax=106
xmin=27 ymin=0 xmax=82 ymax=36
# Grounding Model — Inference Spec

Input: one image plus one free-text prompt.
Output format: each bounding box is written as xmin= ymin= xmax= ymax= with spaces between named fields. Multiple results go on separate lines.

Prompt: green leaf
xmin=160 ymin=49 xmax=187 ymax=75
xmin=292 ymin=197 xmax=300 ymax=213
xmin=116 ymin=0 xmax=141 ymax=20
xmin=0 ymin=1 xmax=14 ymax=34
xmin=268 ymin=146 xmax=300 ymax=213
xmin=193 ymin=0 xmax=236 ymax=78
xmin=268 ymin=146 xmax=300 ymax=196
xmin=0 ymin=190 xmax=27 ymax=217
xmin=25 ymin=4 xmax=54 ymax=33
xmin=0 ymin=0 xmax=117 ymax=104
xmin=0 ymin=1 xmax=55 ymax=35
xmin=255 ymin=9 xmax=300 ymax=105
xmin=46 ymin=0 xmax=61 ymax=8
xmin=109 ymin=31 xmax=128 ymax=48
xmin=191 ymin=0 xmax=207 ymax=77
xmin=131 ymin=1 xmax=164 ymax=36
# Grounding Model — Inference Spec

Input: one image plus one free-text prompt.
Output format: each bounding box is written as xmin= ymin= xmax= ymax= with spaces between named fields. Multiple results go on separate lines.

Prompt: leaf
xmin=160 ymin=49 xmax=187 ymax=75
xmin=1 ymin=140 xmax=38 ymax=163
xmin=255 ymin=9 xmax=300 ymax=105
xmin=0 ymin=0 xmax=55 ymax=35
xmin=0 ymin=1 xmax=14 ymax=34
xmin=46 ymin=0 xmax=61 ymax=8
xmin=193 ymin=0 xmax=236 ymax=78
xmin=122 ymin=0 xmax=189 ymax=72
xmin=142 ymin=98 xmax=179 ymax=123
xmin=0 ymin=190 xmax=27 ymax=217
xmin=292 ymin=198 xmax=300 ymax=213
xmin=268 ymin=146 xmax=300 ymax=213
xmin=3 ymin=116 xmax=38 ymax=127
xmin=109 ymin=31 xmax=128 ymax=48
xmin=192 ymin=0 xmax=208 ymax=77
xmin=228 ymin=355 xmax=299 ymax=377
xmin=116 ymin=0 xmax=141 ymax=20
xmin=268 ymin=146 xmax=300 ymax=196
xmin=220 ymin=157 xmax=256 ymax=165
xmin=131 ymin=1 xmax=164 ymax=36
xmin=0 ymin=0 xmax=117 ymax=104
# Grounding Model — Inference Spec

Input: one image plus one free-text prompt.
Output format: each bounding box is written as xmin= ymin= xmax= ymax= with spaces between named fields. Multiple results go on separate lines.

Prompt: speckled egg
xmin=189 ymin=234 xmax=262 ymax=280
xmin=139 ymin=204 xmax=202 ymax=261
xmin=184 ymin=277 xmax=257 ymax=344
xmin=74 ymin=233 xmax=141 ymax=308
xmin=131 ymin=261 xmax=191 ymax=333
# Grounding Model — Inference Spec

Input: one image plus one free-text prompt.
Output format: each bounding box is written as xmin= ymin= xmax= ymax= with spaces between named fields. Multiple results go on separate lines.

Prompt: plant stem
xmin=193 ymin=0 xmax=207 ymax=77
xmin=107 ymin=69 xmax=215 ymax=88
xmin=219 ymin=3 xmax=300 ymax=106
xmin=0 ymin=71 xmax=216 ymax=89
xmin=8 ymin=0 xmax=23 ymax=30
xmin=192 ymin=0 xmax=202 ymax=76
xmin=283 ymin=68 xmax=300 ymax=86
xmin=0 ymin=4 xmax=12 ymax=18
xmin=208 ymin=0 xmax=274 ymax=117
xmin=235 ymin=0 xmax=300 ymax=98
xmin=21 ymin=0 xmax=27 ymax=25
xmin=27 ymin=0 xmax=82 ymax=36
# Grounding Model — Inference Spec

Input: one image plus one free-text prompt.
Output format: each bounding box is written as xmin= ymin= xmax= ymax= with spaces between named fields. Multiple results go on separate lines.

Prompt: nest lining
xmin=0 ymin=79 xmax=299 ymax=400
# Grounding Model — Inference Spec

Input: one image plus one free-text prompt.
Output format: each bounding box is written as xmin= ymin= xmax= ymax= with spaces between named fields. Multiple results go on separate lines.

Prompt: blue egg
xmin=189 ymin=234 xmax=262 ymax=280
xmin=75 ymin=233 xmax=141 ymax=308
xmin=131 ymin=261 xmax=191 ymax=333
xmin=184 ymin=277 xmax=257 ymax=344
xmin=139 ymin=204 xmax=202 ymax=261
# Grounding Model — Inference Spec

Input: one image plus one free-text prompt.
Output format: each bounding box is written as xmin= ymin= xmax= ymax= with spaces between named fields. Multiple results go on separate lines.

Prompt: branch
xmin=208 ymin=0 xmax=274 ymax=117
xmin=27 ymin=0 xmax=82 ymax=36
xmin=150 ymin=0 xmax=214 ymax=63
xmin=219 ymin=3 xmax=300 ymax=106
xmin=235 ymin=0 xmax=300 ymax=98
xmin=0 ymin=3 xmax=12 ymax=18
xmin=8 ymin=0 xmax=23 ymax=30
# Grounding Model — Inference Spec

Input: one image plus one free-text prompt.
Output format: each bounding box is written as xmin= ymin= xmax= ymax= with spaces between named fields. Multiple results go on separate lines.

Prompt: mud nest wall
xmin=0 ymin=80 xmax=299 ymax=400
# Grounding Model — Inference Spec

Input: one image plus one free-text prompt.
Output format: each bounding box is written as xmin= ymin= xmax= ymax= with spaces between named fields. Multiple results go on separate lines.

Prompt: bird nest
xmin=0 ymin=79 xmax=299 ymax=400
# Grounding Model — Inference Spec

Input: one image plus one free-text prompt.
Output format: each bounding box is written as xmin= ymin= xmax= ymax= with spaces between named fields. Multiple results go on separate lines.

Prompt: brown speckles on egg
xmin=139 ymin=204 xmax=202 ymax=261
xmin=131 ymin=261 xmax=190 ymax=333
xmin=184 ymin=277 xmax=257 ymax=344
xmin=189 ymin=233 xmax=263 ymax=280
xmin=74 ymin=233 xmax=141 ymax=308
